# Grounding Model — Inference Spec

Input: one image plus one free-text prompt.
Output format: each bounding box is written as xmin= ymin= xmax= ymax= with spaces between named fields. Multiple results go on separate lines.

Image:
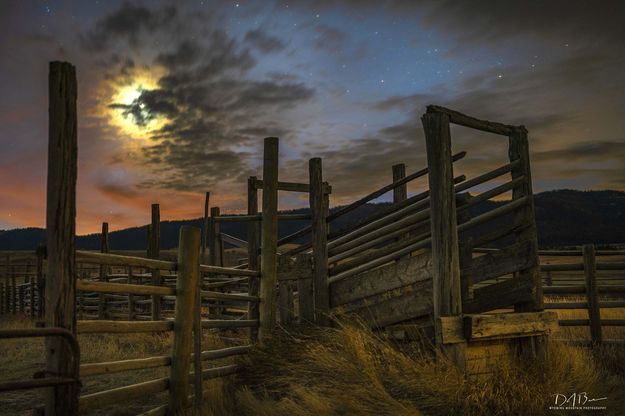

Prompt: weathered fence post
xmin=422 ymin=111 xmax=466 ymax=370
xmin=0 ymin=281 xmax=4 ymax=314
xmin=169 ymin=226 xmax=201 ymax=413
xmin=45 ymin=60 xmax=79 ymax=415
xmin=36 ymin=245 xmax=45 ymax=318
xmin=247 ymin=176 xmax=260 ymax=340
xmin=98 ymin=222 xmax=109 ymax=319
xmin=392 ymin=163 xmax=407 ymax=203
xmin=259 ymin=137 xmax=279 ymax=340
xmin=310 ymin=158 xmax=330 ymax=325
xmin=584 ymin=244 xmax=602 ymax=346
xmin=201 ymin=191 xmax=210 ymax=264
xmin=150 ymin=203 xmax=161 ymax=320
xmin=208 ymin=207 xmax=224 ymax=317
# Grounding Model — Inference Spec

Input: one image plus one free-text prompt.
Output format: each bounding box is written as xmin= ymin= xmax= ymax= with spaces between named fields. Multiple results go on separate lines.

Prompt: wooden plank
xmin=247 ymin=176 xmax=260 ymax=341
xmin=464 ymin=311 xmax=558 ymax=341
xmin=169 ymin=226 xmax=201 ymax=413
xmin=201 ymin=319 xmax=259 ymax=329
xmin=260 ymin=137 xmax=279 ymax=340
xmin=584 ymin=245 xmax=602 ymax=345
xmin=80 ymin=356 xmax=170 ymax=377
xmin=75 ymin=251 xmax=175 ymax=270
xmin=199 ymin=264 xmax=259 ymax=276
xmin=422 ymin=110 xmax=466 ymax=369
xmin=310 ymin=157 xmax=330 ymax=325
xmin=201 ymin=192 xmax=210 ymax=263
xmin=392 ymin=163 xmax=407 ymax=204
xmin=76 ymin=280 xmax=174 ymax=296
xmin=77 ymin=320 xmax=173 ymax=334
xmin=99 ymin=222 xmax=109 ymax=320
xmin=427 ymin=105 xmax=516 ymax=136
xmin=330 ymin=251 xmax=432 ymax=306
xmin=200 ymin=345 xmax=252 ymax=361
xmin=45 ymin=61 xmax=79 ymax=415
xmin=79 ymin=378 xmax=169 ymax=413
xmin=334 ymin=280 xmax=432 ymax=328
xmin=221 ymin=232 xmax=248 ymax=249
xmin=464 ymin=239 xmax=536 ymax=284
xmin=439 ymin=316 xmax=464 ymax=344
xmin=150 ymin=203 xmax=162 ymax=320
xmin=463 ymin=275 xmax=534 ymax=314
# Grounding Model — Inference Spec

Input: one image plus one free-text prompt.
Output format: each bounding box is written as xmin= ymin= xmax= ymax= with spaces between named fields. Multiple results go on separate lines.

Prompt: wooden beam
xmin=310 ymin=157 xmax=330 ymax=325
xmin=169 ymin=226 xmax=200 ymax=413
xmin=422 ymin=111 xmax=466 ymax=369
xmin=45 ymin=61 xmax=79 ymax=415
xmin=584 ymin=245 xmax=602 ymax=345
xmin=463 ymin=312 xmax=558 ymax=341
xmin=150 ymin=203 xmax=161 ymax=320
xmin=427 ymin=105 xmax=517 ymax=136
xmin=98 ymin=222 xmax=109 ymax=320
xmin=259 ymin=137 xmax=279 ymax=340
xmin=247 ymin=176 xmax=260 ymax=339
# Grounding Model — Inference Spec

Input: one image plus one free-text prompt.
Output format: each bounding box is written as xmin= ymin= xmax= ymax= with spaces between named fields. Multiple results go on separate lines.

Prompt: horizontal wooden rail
xmin=200 ymin=319 xmax=259 ymax=329
xmin=277 ymin=151 xmax=466 ymax=247
xmin=544 ymin=285 xmax=625 ymax=294
xmin=201 ymin=345 xmax=252 ymax=360
xmin=200 ymin=364 xmax=239 ymax=380
xmin=427 ymin=105 xmax=520 ymax=136
xmin=77 ymin=320 xmax=173 ymax=334
xmin=199 ymin=264 xmax=259 ymax=277
xmin=214 ymin=213 xmax=311 ymax=222
xmin=80 ymin=345 xmax=253 ymax=377
xmin=328 ymin=238 xmax=431 ymax=284
xmin=253 ymin=179 xmax=331 ymax=194
xmin=221 ymin=233 xmax=248 ymax=249
xmin=76 ymin=251 xmax=176 ymax=270
xmin=559 ymin=319 xmax=625 ymax=327
xmin=79 ymin=377 xmax=169 ymax=413
xmin=81 ymin=356 xmax=170 ymax=377
xmin=540 ymin=263 xmax=584 ymax=272
xmin=455 ymin=160 xmax=520 ymax=193
xmin=76 ymin=280 xmax=174 ymax=296
xmin=597 ymin=261 xmax=625 ymax=270
xmin=204 ymin=277 xmax=249 ymax=288
xmin=457 ymin=196 xmax=529 ymax=234
xmin=200 ymin=290 xmax=259 ymax=302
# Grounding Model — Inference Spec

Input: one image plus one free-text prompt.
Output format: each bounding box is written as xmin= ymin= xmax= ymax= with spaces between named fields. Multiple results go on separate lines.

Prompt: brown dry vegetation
xmin=2 ymin=313 xmax=625 ymax=416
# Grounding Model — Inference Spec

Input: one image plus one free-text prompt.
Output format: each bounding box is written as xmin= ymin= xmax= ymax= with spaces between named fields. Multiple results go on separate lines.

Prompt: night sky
xmin=1 ymin=1 xmax=624 ymax=234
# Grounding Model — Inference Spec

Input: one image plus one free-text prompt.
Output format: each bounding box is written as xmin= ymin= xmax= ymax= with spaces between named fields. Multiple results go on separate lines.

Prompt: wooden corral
xmin=3 ymin=60 xmax=625 ymax=413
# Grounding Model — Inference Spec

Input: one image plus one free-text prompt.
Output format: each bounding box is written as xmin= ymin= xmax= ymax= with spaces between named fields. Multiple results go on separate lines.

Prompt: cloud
xmin=244 ymin=29 xmax=287 ymax=53
xmin=81 ymin=2 xmax=179 ymax=51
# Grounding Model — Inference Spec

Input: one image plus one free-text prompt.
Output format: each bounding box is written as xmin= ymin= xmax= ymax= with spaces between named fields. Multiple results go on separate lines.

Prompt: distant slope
xmin=1 ymin=190 xmax=623 ymax=250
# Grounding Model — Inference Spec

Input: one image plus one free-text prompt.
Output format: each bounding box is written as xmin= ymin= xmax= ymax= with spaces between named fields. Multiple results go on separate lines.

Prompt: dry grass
xmin=2 ymin=306 xmax=625 ymax=415
xmin=224 ymin=323 xmax=625 ymax=416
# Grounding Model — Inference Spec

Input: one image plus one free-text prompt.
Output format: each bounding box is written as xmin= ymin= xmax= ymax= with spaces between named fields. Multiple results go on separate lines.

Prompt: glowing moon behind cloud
xmin=109 ymin=73 xmax=166 ymax=140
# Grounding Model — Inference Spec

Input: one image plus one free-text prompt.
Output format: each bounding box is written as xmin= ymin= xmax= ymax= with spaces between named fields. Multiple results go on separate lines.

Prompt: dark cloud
xmin=92 ymin=4 xmax=315 ymax=193
xmin=244 ymin=29 xmax=287 ymax=53
xmin=534 ymin=141 xmax=625 ymax=164
xmin=81 ymin=2 xmax=179 ymax=50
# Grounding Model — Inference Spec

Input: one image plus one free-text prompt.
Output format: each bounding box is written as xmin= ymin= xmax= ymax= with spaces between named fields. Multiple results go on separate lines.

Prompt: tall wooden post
xmin=201 ymin=192 xmax=210 ymax=264
xmin=247 ymin=176 xmax=260 ymax=340
xmin=310 ymin=158 xmax=329 ymax=325
xmin=509 ymin=127 xmax=545 ymax=358
xmin=45 ymin=60 xmax=79 ymax=415
xmin=0 ymin=281 xmax=4 ymax=314
xmin=150 ymin=203 xmax=161 ymax=320
xmin=208 ymin=206 xmax=223 ymax=316
xmin=422 ymin=112 xmax=466 ymax=369
xmin=169 ymin=226 xmax=200 ymax=413
xmin=509 ymin=127 xmax=543 ymax=311
xmin=36 ymin=245 xmax=45 ymax=318
xmin=392 ymin=163 xmax=407 ymax=204
xmin=98 ymin=222 xmax=109 ymax=319
xmin=259 ymin=137 xmax=279 ymax=340
xmin=584 ymin=244 xmax=602 ymax=345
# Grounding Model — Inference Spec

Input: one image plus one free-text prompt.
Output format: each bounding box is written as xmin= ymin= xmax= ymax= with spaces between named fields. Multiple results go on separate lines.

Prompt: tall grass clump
xmin=225 ymin=323 xmax=625 ymax=416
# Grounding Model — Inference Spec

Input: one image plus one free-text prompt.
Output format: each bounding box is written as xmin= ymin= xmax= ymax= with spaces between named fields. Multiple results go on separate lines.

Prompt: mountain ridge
xmin=1 ymin=189 xmax=623 ymax=250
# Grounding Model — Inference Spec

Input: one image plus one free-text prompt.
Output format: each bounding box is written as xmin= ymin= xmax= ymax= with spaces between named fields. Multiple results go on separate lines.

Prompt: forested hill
xmin=1 ymin=190 xmax=623 ymax=250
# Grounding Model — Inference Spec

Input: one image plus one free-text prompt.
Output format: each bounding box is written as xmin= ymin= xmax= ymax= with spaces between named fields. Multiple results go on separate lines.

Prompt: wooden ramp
xmin=330 ymin=251 xmax=433 ymax=328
